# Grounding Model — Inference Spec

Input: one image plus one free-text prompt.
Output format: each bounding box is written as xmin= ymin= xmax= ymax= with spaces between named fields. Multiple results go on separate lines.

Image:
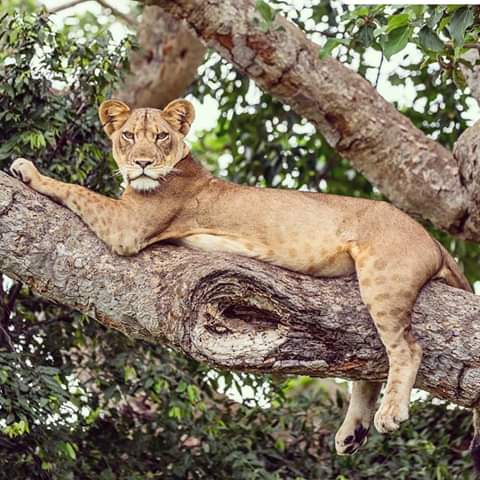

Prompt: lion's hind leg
xmin=335 ymin=380 xmax=381 ymax=455
xmin=353 ymin=248 xmax=434 ymax=434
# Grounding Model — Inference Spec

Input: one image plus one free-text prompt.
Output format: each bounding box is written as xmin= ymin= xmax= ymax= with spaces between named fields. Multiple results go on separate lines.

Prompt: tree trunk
xmin=461 ymin=49 xmax=480 ymax=105
xmin=1 ymin=171 xmax=479 ymax=408
xmin=142 ymin=0 xmax=480 ymax=243
xmin=116 ymin=6 xmax=206 ymax=108
xmin=454 ymin=120 xmax=480 ymax=236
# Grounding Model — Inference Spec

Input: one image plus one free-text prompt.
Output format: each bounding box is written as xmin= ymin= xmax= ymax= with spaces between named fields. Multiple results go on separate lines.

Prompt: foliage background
xmin=0 ymin=2 xmax=479 ymax=479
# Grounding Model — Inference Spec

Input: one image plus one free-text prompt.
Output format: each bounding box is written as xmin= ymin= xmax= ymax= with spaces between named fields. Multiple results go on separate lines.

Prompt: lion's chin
xmin=130 ymin=177 xmax=160 ymax=192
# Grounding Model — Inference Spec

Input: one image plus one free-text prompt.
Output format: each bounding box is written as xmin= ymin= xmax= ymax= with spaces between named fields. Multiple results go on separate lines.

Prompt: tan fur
xmin=10 ymin=98 xmax=472 ymax=455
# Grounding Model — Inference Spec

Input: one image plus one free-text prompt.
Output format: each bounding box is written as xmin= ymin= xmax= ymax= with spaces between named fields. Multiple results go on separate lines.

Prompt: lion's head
xmin=98 ymin=98 xmax=195 ymax=192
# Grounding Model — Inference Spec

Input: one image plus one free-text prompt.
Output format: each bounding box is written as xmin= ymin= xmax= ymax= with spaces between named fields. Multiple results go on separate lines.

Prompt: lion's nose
xmin=135 ymin=159 xmax=153 ymax=169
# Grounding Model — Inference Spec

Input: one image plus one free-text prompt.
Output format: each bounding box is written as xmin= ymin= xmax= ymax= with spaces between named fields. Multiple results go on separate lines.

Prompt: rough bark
xmin=0 ymin=171 xmax=479 ymax=408
xmin=461 ymin=49 xmax=480 ymax=104
xmin=116 ymin=6 xmax=206 ymax=108
xmin=454 ymin=120 xmax=480 ymax=236
xmin=142 ymin=0 xmax=480 ymax=243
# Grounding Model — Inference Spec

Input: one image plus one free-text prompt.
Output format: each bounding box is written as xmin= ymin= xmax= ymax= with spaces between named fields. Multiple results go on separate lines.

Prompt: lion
xmin=10 ymin=98 xmax=476 ymax=462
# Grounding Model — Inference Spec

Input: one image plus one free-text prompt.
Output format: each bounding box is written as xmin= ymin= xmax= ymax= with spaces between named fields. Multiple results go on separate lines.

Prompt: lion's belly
xmin=178 ymin=234 xmax=257 ymax=256
xmin=177 ymin=234 xmax=355 ymax=278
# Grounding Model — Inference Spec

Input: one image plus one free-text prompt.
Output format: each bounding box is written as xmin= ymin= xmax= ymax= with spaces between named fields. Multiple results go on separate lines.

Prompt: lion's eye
xmin=156 ymin=132 xmax=169 ymax=142
xmin=122 ymin=131 xmax=134 ymax=141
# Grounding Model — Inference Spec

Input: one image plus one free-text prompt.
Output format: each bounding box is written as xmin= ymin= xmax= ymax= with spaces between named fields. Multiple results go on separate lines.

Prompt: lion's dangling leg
xmin=335 ymin=380 xmax=382 ymax=454
xmin=352 ymin=245 xmax=434 ymax=434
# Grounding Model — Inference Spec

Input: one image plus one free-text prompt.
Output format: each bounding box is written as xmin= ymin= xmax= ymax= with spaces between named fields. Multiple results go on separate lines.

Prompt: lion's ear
xmin=98 ymin=99 xmax=131 ymax=138
xmin=163 ymin=99 xmax=195 ymax=136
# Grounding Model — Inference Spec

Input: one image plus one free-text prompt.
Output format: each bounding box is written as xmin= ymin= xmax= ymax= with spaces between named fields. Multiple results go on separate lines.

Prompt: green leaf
xmin=319 ymin=38 xmax=346 ymax=59
xmin=386 ymin=13 xmax=410 ymax=33
xmin=409 ymin=5 xmax=425 ymax=18
xmin=418 ymin=26 xmax=444 ymax=52
xmin=447 ymin=5 xmax=464 ymax=13
xmin=3 ymin=419 xmax=30 ymax=438
xmin=452 ymin=67 xmax=466 ymax=89
xmin=358 ymin=25 xmax=376 ymax=47
xmin=187 ymin=385 xmax=198 ymax=403
xmin=275 ymin=437 xmax=285 ymax=451
xmin=255 ymin=0 xmax=276 ymax=29
xmin=60 ymin=441 xmax=77 ymax=461
xmin=427 ymin=6 xmax=445 ymax=29
xmin=382 ymin=26 xmax=412 ymax=60
xmin=177 ymin=381 xmax=187 ymax=393
xmin=168 ymin=405 xmax=182 ymax=420
xmin=123 ymin=365 xmax=136 ymax=382
xmin=448 ymin=7 xmax=474 ymax=47
xmin=341 ymin=6 xmax=370 ymax=21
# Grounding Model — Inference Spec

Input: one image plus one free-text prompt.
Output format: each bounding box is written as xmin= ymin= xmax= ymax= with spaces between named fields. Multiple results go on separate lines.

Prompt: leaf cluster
xmin=320 ymin=5 xmax=480 ymax=89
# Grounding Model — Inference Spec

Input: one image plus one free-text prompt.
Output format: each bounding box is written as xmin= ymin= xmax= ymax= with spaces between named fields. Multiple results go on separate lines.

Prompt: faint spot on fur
xmin=398 ymin=290 xmax=412 ymax=300
xmin=357 ymin=258 xmax=366 ymax=268
xmin=374 ymin=259 xmax=387 ymax=269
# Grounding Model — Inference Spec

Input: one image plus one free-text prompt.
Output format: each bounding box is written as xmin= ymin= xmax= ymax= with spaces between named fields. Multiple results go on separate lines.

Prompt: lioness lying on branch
xmin=10 ymin=98 xmax=476 ymax=461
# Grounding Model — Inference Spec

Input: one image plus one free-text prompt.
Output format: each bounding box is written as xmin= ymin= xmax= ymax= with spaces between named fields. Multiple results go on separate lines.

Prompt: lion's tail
xmin=433 ymin=240 xmax=472 ymax=293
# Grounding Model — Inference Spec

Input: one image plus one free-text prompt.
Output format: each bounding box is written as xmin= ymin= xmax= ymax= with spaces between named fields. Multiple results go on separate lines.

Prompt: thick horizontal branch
xmin=143 ymin=0 xmax=480 ymax=241
xmin=0 ymin=171 xmax=479 ymax=407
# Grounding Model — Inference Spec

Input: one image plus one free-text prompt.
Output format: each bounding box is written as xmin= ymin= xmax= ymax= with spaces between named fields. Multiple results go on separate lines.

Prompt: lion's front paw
xmin=374 ymin=399 xmax=409 ymax=433
xmin=10 ymin=158 xmax=40 ymax=185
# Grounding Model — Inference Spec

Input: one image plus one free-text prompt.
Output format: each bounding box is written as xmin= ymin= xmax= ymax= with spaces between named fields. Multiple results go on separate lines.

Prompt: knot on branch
xmin=174 ymin=267 xmax=385 ymax=377
xmin=186 ymin=270 xmax=290 ymax=370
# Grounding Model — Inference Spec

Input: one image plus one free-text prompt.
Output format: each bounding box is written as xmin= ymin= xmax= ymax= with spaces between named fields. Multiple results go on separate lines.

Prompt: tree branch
xmin=460 ymin=49 xmax=480 ymax=104
xmin=48 ymin=0 xmax=138 ymax=27
xmin=0 ymin=171 xmax=479 ymax=408
xmin=48 ymin=0 xmax=87 ymax=14
xmin=116 ymin=6 xmax=206 ymax=108
xmin=95 ymin=0 xmax=138 ymax=27
xmin=142 ymin=0 xmax=480 ymax=242
xmin=47 ymin=3 xmax=204 ymax=110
